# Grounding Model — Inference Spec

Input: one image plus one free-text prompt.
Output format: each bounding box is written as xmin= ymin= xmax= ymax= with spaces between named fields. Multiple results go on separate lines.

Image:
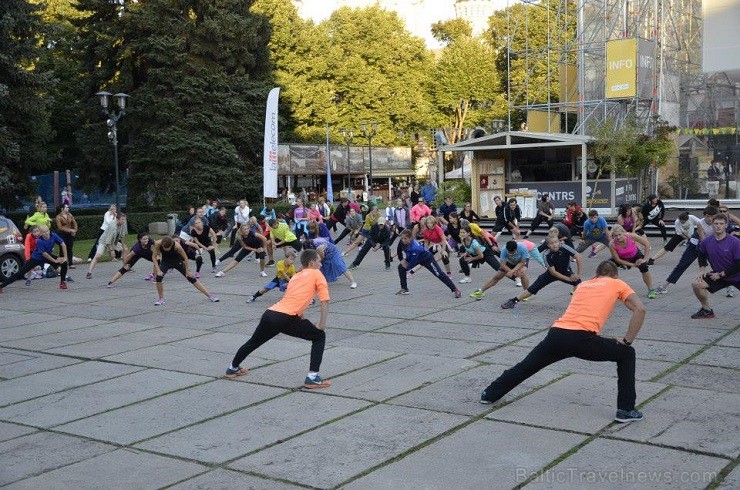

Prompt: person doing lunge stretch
xmin=224 ymin=249 xmax=332 ymax=389
xmin=481 ymin=260 xmax=647 ymax=424
xmin=151 ymin=236 xmax=219 ymax=306
xmin=395 ymin=229 xmax=462 ymax=298
xmin=470 ymin=240 xmax=530 ymax=300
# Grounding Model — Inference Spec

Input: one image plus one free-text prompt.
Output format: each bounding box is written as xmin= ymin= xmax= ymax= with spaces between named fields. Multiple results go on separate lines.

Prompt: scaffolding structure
xmin=501 ymin=0 xmax=736 ymax=136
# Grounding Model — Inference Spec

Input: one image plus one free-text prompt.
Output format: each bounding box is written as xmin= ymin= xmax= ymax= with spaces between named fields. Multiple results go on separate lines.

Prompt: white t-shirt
xmin=674 ymin=214 xmax=701 ymax=238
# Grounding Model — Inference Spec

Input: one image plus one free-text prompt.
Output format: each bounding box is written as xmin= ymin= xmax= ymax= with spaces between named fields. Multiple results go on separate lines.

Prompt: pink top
xmin=613 ymin=234 xmax=639 ymax=259
xmin=293 ymin=206 xmax=309 ymax=221
xmin=410 ymin=203 xmax=431 ymax=223
xmin=621 ymin=214 xmax=635 ymax=232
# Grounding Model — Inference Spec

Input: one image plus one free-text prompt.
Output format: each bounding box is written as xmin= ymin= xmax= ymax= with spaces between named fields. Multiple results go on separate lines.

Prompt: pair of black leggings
xmin=484 ymin=327 xmax=636 ymax=411
xmin=1 ymin=257 xmax=67 ymax=288
xmin=231 ymin=310 xmax=326 ymax=372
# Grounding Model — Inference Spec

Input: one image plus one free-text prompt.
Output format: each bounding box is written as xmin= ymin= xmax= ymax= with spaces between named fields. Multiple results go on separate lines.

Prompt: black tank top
xmin=160 ymin=242 xmax=182 ymax=264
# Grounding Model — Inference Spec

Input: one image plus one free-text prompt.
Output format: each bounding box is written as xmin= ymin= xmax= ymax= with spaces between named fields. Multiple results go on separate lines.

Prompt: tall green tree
xmin=74 ymin=0 xmax=273 ymax=208
xmin=0 ymin=0 xmax=55 ymax=208
xmin=429 ymin=29 xmax=501 ymax=145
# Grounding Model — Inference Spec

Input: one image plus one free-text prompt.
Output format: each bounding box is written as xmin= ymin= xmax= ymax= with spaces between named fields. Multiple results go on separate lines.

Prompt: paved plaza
xmin=1 ymin=237 xmax=738 ymax=489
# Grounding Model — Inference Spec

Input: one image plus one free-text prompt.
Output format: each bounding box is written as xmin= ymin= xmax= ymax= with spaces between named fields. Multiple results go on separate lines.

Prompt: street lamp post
xmin=360 ymin=121 xmax=378 ymax=197
xmin=95 ymin=91 xmax=129 ymax=210
xmin=340 ymin=129 xmax=353 ymax=197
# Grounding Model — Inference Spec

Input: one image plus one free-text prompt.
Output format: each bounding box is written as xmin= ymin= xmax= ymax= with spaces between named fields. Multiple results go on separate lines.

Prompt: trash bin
xmin=166 ymin=213 xmax=178 ymax=236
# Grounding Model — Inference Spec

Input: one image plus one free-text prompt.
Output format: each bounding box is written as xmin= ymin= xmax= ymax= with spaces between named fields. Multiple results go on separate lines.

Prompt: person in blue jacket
xmin=396 ymin=229 xmax=461 ymax=297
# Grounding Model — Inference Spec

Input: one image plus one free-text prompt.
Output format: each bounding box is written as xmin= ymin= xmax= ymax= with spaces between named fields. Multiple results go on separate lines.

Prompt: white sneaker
xmin=459 ymin=276 xmax=472 ymax=283
xmin=259 ymin=271 xmax=267 ymax=277
xmin=515 ymin=277 xmax=522 ymax=287
xmin=727 ymin=286 xmax=735 ymax=298
xmin=350 ymin=282 xmax=357 ymax=289
xmin=215 ymin=259 xmax=221 ymax=266
xmin=215 ymin=271 xmax=225 ymax=277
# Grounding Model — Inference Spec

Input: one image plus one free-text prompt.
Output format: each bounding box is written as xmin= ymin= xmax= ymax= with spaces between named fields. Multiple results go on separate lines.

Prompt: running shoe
xmin=690 ymin=308 xmax=715 ymax=319
xmin=86 ymin=272 xmax=92 ymax=279
xmin=453 ymin=289 xmax=462 ymax=298
xmin=259 ymin=271 xmax=268 ymax=277
xmin=614 ymin=409 xmax=643 ymax=423
xmin=224 ymin=366 xmax=249 ymax=379
xmin=385 ymin=265 xmax=391 ymax=271
xmin=246 ymin=296 xmax=255 ymax=303
xmin=25 ymin=279 xmax=31 ymax=286
xmin=144 ymin=273 xmax=154 ymax=281
xmin=480 ymin=390 xmax=494 ymax=405
xmin=459 ymin=276 xmax=472 ymax=283
xmin=209 ymin=296 xmax=220 ymax=302
xmin=469 ymin=289 xmax=485 ymax=300
xmin=303 ymin=374 xmax=331 ymax=389
xmin=59 ymin=281 xmax=68 ymax=290
xmin=215 ymin=259 xmax=221 ymax=266
xmin=726 ymin=286 xmax=735 ymax=298
xmin=655 ymin=285 xmax=668 ymax=294
xmin=501 ymin=298 xmax=518 ymax=309
xmin=106 ymin=282 xmax=114 ymax=289
xmin=215 ymin=271 xmax=225 ymax=277
xmin=266 ymin=260 xmax=275 ymax=267
xmin=515 ymin=277 xmax=522 ymax=287
xmin=350 ymin=282 xmax=357 ymax=289
xmin=647 ymin=258 xmax=655 ymax=265
xmin=194 ymin=272 xmax=201 ymax=279
xmin=647 ymin=289 xmax=657 ymax=299
xmin=211 ymin=268 xmax=218 ymax=274
xmin=395 ymin=289 xmax=411 ymax=295
xmin=447 ymin=272 xmax=453 ymax=278
xmin=66 ymin=276 xmax=74 ymax=283
xmin=154 ymin=298 xmax=165 ymax=306
xmin=347 ymin=264 xmax=359 ymax=270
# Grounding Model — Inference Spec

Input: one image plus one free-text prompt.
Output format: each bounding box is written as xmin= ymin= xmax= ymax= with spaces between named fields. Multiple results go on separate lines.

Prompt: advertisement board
xmin=606 ymin=38 xmax=637 ymax=99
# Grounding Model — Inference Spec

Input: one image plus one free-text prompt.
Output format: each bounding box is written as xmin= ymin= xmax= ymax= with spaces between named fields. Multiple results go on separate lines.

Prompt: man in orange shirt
xmin=480 ymin=261 xmax=647 ymax=423
xmin=224 ymin=249 xmax=332 ymax=389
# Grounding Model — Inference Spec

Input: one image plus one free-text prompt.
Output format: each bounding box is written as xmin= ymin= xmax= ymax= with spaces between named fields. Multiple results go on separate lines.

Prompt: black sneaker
xmin=614 ymin=408 xmax=643 ymax=423
xmin=647 ymin=258 xmax=655 ymax=265
xmin=690 ymin=308 xmax=715 ymax=319
xmin=501 ymin=298 xmax=518 ymax=309
xmin=480 ymin=390 xmax=494 ymax=405
xmin=347 ymin=263 xmax=359 ymax=270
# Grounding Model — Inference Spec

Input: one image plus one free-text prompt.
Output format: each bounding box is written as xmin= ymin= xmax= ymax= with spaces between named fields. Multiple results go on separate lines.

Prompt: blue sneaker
xmin=303 ymin=373 xmax=331 ymax=389
xmin=480 ymin=390 xmax=494 ymax=405
xmin=614 ymin=408 xmax=643 ymax=423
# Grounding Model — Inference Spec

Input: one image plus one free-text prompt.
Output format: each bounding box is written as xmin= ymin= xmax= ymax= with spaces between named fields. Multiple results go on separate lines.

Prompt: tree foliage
xmin=431 ymin=18 xmax=472 ymax=45
xmin=0 ymin=0 xmax=55 ymax=208
xmin=73 ymin=0 xmax=273 ymax=208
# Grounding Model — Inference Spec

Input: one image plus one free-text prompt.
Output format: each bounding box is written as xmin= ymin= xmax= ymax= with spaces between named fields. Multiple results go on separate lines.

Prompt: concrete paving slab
xmin=389 ymin=364 xmax=563 ymax=416
xmin=717 ymin=465 xmax=740 ymax=489
xmin=66 ymin=303 xmax=150 ymax=321
xmin=0 ymin=349 xmax=81 ymax=379
xmin=657 ymin=364 xmax=740 ymax=393
xmin=345 ymin=419 xmax=587 ymax=489
xmin=0 ymin=432 xmax=115 ymax=486
xmin=324 ymin=353 xmax=477 ymax=401
xmin=56 ymin=381 xmax=286 ymax=445
xmin=230 ymin=404 xmax=467 ymax=488
xmin=626 ymin=322 xmax=732 ymax=344
xmin=125 ymin=311 xmax=236 ymax=329
xmin=486 ymin=373 xmax=667 ymax=434
xmin=0 ymin=312 xmax=61 ymax=329
xmin=0 ymin=421 xmax=36 ymax=442
xmin=525 ymin=437 xmax=727 ymax=489
xmin=0 ymin=361 xmax=143 ymax=407
xmin=45 ymin=326 xmax=212 ymax=358
xmin=420 ymin=308 xmax=550 ymax=330
xmin=0 ymin=317 xmax=107 ymax=342
xmin=378 ymin=319 xmax=535 ymax=344
xmin=332 ymin=331 xmax=493 ymax=358
xmin=240 ymin=346 xmax=401 ymax=389
xmin=715 ymin=328 xmax=740 ymax=347
xmin=0 ymin=369 xmax=209 ymax=427
xmin=689 ymin=345 xmax=740 ymax=369
xmin=611 ymin=386 xmax=740 ymax=458
xmin=169 ymin=469 xmax=302 ymax=489
xmin=322 ymin=312 xmax=403 ymax=332
xmin=7 ymin=448 xmax=207 ymax=489
xmin=134 ymin=392 xmax=370 ymax=463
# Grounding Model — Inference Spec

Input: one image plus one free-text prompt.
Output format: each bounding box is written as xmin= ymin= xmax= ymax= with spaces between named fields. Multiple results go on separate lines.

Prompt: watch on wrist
xmin=623 ymin=339 xmax=632 ymax=346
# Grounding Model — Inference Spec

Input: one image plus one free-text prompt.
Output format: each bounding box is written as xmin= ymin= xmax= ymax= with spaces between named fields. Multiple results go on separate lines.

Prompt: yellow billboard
xmin=606 ymin=38 xmax=637 ymax=99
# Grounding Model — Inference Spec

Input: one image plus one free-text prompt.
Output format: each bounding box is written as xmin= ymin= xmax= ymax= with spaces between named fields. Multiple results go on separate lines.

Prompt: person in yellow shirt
xmin=225 ymin=249 xmax=332 ymax=389
xmin=267 ymin=219 xmax=302 ymax=251
xmin=480 ymin=260 xmax=647 ymax=423
xmin=245 ymin=251 xmax=297 ymax=303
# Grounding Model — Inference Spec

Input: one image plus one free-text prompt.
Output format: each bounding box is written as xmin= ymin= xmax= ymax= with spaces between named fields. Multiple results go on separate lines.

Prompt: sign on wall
xmin=606 ymin=38 xmax=637 ymax=99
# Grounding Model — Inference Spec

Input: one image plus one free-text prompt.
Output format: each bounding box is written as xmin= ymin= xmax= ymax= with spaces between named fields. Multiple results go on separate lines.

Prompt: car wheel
xmin=0 ymin=253 xmax=21 ymax=280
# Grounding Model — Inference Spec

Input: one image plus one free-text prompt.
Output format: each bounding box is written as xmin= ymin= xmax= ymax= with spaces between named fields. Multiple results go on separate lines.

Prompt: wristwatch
xmin=623 ymin=339 xmax=632 ymax=346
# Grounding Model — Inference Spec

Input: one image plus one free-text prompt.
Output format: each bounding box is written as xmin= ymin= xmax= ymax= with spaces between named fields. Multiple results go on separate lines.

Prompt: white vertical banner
xmin=263 ymin=87 xmax=280 ymax=198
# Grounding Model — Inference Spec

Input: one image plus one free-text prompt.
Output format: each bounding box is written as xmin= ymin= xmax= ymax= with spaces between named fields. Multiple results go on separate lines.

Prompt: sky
xmin=293 ymin=0 xmax=458 ymax=49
